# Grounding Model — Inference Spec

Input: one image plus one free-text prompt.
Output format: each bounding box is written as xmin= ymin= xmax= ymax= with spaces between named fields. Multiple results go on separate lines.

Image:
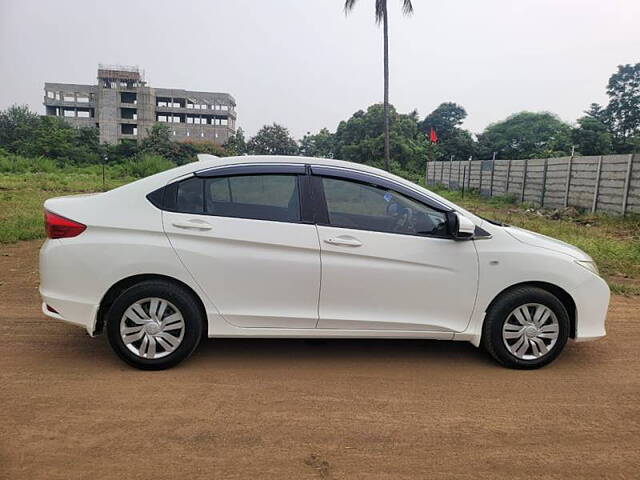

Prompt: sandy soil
xmin=1 ymin=240 xmax=638 ymax=479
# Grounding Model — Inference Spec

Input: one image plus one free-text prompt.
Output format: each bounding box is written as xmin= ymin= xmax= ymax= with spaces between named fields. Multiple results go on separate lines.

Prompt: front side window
xmin=321 ymin=177 xmax=447 ymax=236
xmin=205 ymin=174 xmax=300 ymax=222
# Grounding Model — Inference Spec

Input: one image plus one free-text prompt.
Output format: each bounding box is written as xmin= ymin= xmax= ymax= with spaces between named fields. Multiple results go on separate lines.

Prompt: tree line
xmin=292 ymin=63 xmax=640 ymax=163
xmin=1 ymin=63 xmax=638 ymax=179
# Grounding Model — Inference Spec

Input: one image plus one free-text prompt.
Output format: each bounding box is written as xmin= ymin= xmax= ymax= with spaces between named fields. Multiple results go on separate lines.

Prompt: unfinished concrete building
xmin=44 ymin=65 xmax=236 ymax=145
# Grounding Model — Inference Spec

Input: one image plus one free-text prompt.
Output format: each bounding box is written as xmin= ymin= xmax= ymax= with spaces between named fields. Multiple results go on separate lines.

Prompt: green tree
xmin=247 ymin=123 xmax=299 ymax=155
xmin=224 ymin=127 xmax=247 ymax=155
xmin=106 ymin=139 xmax=139 ymax=164
xmin=435 ymin=129 xmax=476 ymax=160
xmin=299 ymin=128 xmax=335 ymax=158
xmin=571 ymin=117 xmax=613 ymax=156
xmin=420 ymin=102 xmax=476 ymax=160
xmin=333 ymin=103 xmax=430 ymax=173
xmin=140 ymin=123 xmax=173 ymax=156
xmin=72 ymin=127 xmax=102 ymax=164
xmin=139 ymin=123 xmax=196 ymax=165
xmin=344 ymin=0 xmax=414 ymax=170
xmin=584 ymin=103 xmax=609 ymax=124
xmin=605 ymin=63 xmax=640 ymax=152
xmin=21 ymin=116 xmax=77 ymax=160
xmin=181 ymin=139 xmax=228 ymax=157
xmin=74 ymin=126 xmax=100 ymax=152
xmin=421 ymin=102 xmax=466 ymax=134
xmin=0 ymin=105 xmax=102 ymax=164
xmin=476 ymin=112 xmax=572 ymax=159
xmin=0 ymin=105 xmax=40 ymax=153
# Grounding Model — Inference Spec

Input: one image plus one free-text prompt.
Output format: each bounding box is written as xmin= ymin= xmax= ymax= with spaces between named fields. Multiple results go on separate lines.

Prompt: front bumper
xmin=572 ymin=273 xmax=610 ymax=342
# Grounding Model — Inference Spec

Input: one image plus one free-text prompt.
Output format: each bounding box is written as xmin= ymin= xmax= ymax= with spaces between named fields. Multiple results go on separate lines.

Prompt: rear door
xmin=163 ymin=164 xmax=321 ymax=329
xmin=313 ymin=167 xmax=479 ymax=333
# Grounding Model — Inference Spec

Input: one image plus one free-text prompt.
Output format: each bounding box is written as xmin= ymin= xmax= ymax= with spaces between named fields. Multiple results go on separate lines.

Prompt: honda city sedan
xmin=39 ymin=155 xmax=609 ymax=370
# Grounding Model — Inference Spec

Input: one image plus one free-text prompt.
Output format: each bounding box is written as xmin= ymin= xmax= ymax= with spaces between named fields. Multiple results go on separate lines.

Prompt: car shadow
xmin=187 ymin=337 xmax=495 ymax=369
xmin=19 ymin=320 xmax=605 ymax=374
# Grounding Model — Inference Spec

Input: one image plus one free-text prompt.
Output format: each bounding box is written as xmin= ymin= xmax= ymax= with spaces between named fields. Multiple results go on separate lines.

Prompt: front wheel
xmin=482 ymin=286 xmax=570 ymax=369
xmin=106 ymin=280 xmax=203 ymax=370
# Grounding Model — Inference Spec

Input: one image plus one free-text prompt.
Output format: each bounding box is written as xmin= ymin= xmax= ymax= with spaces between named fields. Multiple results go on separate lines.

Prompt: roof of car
xmin=106 ymin=154 xmax=482 ymax=225
xmin=160 ymin=154 xmax=425 ymax=200
xmin=114 ymin=154 xmax=399 ymax=196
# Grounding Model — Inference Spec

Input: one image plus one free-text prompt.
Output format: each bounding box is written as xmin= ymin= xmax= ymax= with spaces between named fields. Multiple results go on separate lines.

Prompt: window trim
xmin=195 ymin=163 xmax=306 ymax=178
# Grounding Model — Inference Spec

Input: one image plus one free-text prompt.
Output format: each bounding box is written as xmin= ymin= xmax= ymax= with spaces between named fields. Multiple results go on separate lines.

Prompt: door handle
xmin=171 ymin=220 xmax=213 ymax=231
xmin=324 ymin=236 xmax=362 ymax=247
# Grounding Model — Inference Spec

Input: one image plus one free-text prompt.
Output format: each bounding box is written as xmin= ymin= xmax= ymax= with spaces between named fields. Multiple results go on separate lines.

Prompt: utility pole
xmin=490 ymin=152 xmax=496 ymax=197
xmin=102 ymin=153 xmax=107 ymax=191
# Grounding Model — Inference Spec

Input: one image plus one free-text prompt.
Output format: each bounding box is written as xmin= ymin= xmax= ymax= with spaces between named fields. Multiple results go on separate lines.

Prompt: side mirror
xmin=446 ymin=211 xmax=475 ymax=240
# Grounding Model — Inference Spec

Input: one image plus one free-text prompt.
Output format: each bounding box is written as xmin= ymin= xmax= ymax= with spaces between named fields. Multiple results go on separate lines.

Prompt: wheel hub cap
xmin=119 ymin=297 xmax=186 ymax=360
xmin=502 ymin=303 xmax=559 ymax=360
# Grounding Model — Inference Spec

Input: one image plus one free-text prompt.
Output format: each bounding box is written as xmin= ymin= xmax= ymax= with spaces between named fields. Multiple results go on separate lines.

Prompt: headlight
xmin=575 ymin=260 xmax=599 ymax=276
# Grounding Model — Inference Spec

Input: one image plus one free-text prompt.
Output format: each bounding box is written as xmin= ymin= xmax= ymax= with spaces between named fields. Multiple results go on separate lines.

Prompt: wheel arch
xmin=484 ymin=281 xmax=577 ymax=339
xmin=95 ymin=274 xmax=208 ymax=336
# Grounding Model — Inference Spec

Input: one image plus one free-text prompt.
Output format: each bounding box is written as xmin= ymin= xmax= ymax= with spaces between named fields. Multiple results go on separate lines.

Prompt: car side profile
xmin=39 ymin=155 xmax=610 ymax=370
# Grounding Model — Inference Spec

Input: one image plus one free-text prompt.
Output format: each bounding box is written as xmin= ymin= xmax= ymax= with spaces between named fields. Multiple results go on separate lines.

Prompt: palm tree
xmin=344 ymin=0 xmax=414 ymax=171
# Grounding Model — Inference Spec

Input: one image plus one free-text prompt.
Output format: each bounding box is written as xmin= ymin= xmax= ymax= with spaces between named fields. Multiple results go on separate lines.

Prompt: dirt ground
xmin=1 ymin=240 xmax=639 ymax=480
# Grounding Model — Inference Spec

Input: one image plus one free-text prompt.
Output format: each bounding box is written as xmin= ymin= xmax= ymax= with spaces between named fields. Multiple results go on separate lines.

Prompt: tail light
xmin=44 ymin=210 xmax=86 ymax=239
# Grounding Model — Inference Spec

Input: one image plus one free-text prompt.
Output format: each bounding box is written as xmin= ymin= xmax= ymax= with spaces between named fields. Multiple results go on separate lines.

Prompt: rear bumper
xmin=39 ymin=239 xmax=100 ymax=335
xmin=40 ymin=294 xmax=99 ymax=336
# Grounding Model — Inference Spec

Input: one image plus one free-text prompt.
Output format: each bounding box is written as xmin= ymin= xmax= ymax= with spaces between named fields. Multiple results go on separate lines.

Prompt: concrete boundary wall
xmin=425 ymin=153 xmax=640 ymax=215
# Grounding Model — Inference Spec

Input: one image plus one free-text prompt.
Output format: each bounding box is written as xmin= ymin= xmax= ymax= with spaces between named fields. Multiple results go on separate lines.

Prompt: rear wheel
xmin=106 ymin=280 xmax=203 ymax=370
xmin=482 ymin=286 xmax=569 ymax=369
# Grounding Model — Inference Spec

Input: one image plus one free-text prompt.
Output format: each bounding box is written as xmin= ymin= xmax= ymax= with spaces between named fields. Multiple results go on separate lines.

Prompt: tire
xmin=106 ymin=280 xmax=203 ymax=370
xmin=481 ymin=286 xmax=569 ymax=369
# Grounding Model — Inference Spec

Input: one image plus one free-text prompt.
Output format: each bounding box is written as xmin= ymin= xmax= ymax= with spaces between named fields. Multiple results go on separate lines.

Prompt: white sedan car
xmin=40 ymin=155 xmax=609 ymax=370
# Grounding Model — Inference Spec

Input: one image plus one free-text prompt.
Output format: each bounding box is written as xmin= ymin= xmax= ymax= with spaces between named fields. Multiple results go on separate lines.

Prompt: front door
xmin=315 ymin=174 xmax=478 ymax=332
xmin=164 ymin=170 xmax=320 ymax=329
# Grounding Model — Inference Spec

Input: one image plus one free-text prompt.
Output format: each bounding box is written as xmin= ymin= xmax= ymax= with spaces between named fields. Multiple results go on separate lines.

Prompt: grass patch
xmin=0 ymin=171 xmax=130 ymax=243
xmin=609 ymin=282 xmax=640 ymax=297
xmin=1 ymin=171 xmax=638 ymax=295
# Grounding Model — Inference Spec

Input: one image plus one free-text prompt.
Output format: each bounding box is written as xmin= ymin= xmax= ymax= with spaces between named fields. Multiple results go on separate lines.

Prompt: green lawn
xmin=1 ymin=171 xmax=638 ymax=295
xmin=0 ymin=172 xmax=130 ymax=243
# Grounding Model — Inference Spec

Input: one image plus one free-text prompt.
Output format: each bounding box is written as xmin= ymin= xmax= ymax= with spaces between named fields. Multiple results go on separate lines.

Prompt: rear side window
xmin=176 ymin=177 xmax=204 ymax=214
xmin=205 ymin=175 xmax=300 ymax=222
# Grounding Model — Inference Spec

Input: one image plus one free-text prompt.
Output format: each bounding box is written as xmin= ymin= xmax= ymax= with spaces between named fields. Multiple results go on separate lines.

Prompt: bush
xmin=180 ymin=139 xmax=228 ymax=157
xmin=389 ymin=166 xmax=425 ymax=187
xmin=120 ymin=153 xmax=176 ymax=178
xmin=0 ymin=153 xmax=58 ymax=173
